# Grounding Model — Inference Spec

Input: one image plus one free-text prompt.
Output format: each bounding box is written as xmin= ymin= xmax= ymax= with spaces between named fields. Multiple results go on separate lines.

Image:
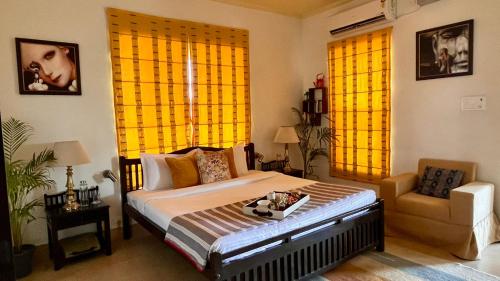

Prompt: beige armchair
xmin=381 ymin=158 xmax=500 ymax=260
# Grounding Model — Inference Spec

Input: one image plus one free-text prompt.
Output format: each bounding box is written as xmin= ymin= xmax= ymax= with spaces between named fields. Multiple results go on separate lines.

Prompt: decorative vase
xmin=13 ymin=244 xmax=35 ymax=278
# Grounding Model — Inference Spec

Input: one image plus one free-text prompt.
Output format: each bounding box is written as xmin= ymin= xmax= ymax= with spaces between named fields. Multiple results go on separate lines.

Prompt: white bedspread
xmin=127 ymin=171 xmax=376 ymax=260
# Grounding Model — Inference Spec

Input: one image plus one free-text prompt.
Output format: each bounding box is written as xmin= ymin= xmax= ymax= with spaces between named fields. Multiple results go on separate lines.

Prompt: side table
xmin=44 ymin=187 xmax=111 ymax=270
xmin=282 ymin=168 xmax=304 ymax=178
xmin=261 ymin=160 xmax=304 ymax=178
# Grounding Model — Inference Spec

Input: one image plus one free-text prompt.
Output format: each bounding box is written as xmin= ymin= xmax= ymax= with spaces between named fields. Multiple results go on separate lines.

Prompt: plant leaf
xmin=2 ymin=117 xmax=55 ymax=250
xmin=2 ymin=118 xmax=33 ymax=163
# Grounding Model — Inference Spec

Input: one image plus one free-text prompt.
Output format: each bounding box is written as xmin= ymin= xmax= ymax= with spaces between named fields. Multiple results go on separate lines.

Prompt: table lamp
xmin=53 ymin=141 xmax=91 ymax=211
xmin=273 ymin=126 xmax=299 ymax=172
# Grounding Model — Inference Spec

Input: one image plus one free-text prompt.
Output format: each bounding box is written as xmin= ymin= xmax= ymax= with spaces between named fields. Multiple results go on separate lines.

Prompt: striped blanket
xmin=164 ymin=182 xmax=367 ymax=271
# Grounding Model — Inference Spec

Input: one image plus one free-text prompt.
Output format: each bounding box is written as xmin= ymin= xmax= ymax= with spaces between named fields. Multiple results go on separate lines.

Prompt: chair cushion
xmin=416 ymin=166 xmax=464 ymax=199
xmin=396 ymin=192 xmax=450 ymax=223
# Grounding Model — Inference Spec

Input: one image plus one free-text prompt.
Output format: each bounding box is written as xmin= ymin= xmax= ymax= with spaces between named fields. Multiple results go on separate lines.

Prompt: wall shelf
xmin=302 ymin=87 xmax=327 ymax=126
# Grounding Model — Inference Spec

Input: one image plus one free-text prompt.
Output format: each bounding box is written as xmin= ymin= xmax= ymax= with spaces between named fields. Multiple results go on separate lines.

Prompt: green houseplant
xmin=292 ymin=107 xmax=335 ymax=178
xmin=2 ymin=117 xmax=55 ymax=277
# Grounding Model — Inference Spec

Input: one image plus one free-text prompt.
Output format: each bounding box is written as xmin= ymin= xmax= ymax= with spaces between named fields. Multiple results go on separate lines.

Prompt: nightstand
xmin=282 ymin=168 xmax=304 ymax=178
xmin=44 ymin=187 xmax=111 ymax=270
xmin=261 ymin=160 xmax=304 ymax=178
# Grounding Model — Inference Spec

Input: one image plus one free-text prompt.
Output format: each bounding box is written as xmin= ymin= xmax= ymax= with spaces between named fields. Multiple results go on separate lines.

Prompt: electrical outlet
xmin=461 ymin=96 xmax=486 ymax=111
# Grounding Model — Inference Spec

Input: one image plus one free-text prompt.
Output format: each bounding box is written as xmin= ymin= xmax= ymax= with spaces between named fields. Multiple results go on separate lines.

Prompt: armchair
xmin=381 ymin=158 xmax=500 ymax=260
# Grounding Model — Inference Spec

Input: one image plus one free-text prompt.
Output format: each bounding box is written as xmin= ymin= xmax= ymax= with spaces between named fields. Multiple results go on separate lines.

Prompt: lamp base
xmin=63 ymin=165 xmax=80 ymax=212
xmin=283 ymin=164 xmax=293 ymax=173
xmin=283 ymin=143 xmax=293 ymax=173
xmin=63 ymin=201 xmax=80 ymax=212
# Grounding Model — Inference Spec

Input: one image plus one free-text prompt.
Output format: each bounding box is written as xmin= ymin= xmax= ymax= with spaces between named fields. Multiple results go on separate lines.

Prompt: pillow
xmin=196 ymin=151 xmax=232 ymax=184
xmin=223 ymin=148 xmax=238 ymax=178
xmin=232 ymin=143 xmax=249 ymax=176
xmin=140 ymin=153 xmax=180 ymax=191
xmin=140 ymin=149 xmax=198 ymax=191
xmin=165 ymin=152 xmax=200 ymax=189
xmin=416 ymin=166 xmax=464 ymax=199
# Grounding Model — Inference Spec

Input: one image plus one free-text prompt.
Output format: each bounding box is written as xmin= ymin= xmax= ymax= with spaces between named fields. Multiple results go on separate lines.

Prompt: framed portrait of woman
xmin=15 ymin=38 xmax=82 ymax=95
xmin=416 ymin=20 xmax=473 ymax=81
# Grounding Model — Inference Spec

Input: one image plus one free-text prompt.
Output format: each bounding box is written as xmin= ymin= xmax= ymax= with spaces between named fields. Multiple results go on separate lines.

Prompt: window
xmin=107 ymin=8 xmax=250 ymax=158
xmin=327 ymin=28 xmax=392 ymax=183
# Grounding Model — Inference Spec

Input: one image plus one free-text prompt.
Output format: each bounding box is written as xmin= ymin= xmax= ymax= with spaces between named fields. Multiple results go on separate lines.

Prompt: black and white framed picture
xmin=15 ymin=38 xmax=81 ymax=95
xmin=416 ymin=19 xmax=473 ymax=81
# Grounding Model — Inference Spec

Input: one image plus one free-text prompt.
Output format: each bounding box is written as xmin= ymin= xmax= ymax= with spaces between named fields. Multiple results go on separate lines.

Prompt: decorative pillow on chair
xmin=416 ymin=166 xmax=464 ymax=199
xmin=196 ymin=151 xmax=232 ymax=184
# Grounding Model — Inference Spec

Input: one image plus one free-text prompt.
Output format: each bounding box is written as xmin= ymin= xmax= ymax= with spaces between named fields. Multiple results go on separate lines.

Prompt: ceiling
xmin=209 ymin=0 xmax=369 ymax=18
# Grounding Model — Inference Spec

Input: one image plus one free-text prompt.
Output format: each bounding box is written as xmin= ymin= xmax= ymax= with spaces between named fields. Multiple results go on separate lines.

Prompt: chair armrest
xmin=450 ymin=182 xmax=494 ymax=226
xmin=380 ymin=173 xmax=418 ymax=210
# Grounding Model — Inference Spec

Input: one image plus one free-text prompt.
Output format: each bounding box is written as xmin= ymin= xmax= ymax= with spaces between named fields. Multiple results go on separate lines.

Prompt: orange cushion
xmin=223 ymin=148 xmax=238 ymax=178
xmin=165 ymin=153 xmax=200 ymax=189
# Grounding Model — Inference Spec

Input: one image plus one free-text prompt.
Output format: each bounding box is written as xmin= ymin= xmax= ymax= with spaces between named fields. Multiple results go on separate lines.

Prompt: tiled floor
xmin=22 ymin=225 xmax=500 ymax=280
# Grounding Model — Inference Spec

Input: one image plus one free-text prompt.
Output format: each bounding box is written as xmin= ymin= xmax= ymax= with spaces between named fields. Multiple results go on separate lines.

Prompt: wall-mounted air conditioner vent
xmin=329 ymin=0 xmax=439 ymax=36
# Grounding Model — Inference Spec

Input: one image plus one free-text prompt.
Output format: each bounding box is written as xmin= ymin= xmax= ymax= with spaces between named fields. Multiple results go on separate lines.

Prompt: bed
xmin=119 ymin=143 xmax=384 ymax=281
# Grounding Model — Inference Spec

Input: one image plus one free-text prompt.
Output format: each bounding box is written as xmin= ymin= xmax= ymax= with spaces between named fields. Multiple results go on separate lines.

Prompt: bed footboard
xmin=123 ymin=192 xmax=383 ymax=281
xmin=209 ymin=199 xmax=384 ymax=281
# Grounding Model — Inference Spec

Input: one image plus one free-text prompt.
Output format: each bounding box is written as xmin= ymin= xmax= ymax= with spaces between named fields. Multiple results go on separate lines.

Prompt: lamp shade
xmin=273 ymin=126 xmax=299 ymax=144
xmin=53 ymin=141 xmax=91 ymax=167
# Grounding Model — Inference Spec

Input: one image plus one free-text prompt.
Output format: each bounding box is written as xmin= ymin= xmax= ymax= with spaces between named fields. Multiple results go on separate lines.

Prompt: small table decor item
xmin=273 ymin=126 xmax=300 ymax=172
xmin=416 ymin=19 xmax=473 ymax=80
xmin=242 ymin=191 xmax=310 ymax=220
xmin=15 ymin=38 xmax=82 ymax=95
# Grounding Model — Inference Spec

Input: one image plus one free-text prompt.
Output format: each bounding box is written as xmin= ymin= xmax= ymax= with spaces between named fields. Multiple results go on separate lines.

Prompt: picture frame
xmin=15 ymin=38 xmax=82 ymax=95
xmin=416 ymin=19 xmax=473 ymax=81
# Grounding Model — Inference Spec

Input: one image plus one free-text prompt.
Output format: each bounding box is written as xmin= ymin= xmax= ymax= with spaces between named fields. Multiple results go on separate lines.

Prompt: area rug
xmin=313 ymin=242 xmax=499 ymax=281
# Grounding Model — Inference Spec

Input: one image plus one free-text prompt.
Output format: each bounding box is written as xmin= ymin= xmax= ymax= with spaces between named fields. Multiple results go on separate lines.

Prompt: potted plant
xmin=292 ymin=107 xmax=336 ymax=178
xmin=2 ymin=118 xmax=55 ymax=278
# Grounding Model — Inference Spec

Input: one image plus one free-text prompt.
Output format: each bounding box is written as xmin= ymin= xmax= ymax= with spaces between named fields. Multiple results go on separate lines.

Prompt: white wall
xmin=301 ymin=0 xmax=500 ymax=213
xmin=0 ymin=0 xmax=303 ymax=245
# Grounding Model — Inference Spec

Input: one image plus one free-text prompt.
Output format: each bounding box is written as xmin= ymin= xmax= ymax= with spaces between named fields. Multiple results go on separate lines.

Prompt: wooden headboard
xmin=119 ymin=143 xmax=255 ymax=202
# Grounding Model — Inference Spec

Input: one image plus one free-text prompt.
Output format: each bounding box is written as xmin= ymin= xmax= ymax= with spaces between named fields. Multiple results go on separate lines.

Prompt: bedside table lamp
xmin=273 ymin=126 xmax=299 ymax=172
xmin=53 ymin=141 xmax=91 ymax=211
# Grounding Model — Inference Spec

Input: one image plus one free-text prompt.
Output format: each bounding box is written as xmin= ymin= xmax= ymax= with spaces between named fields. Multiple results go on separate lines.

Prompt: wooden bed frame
xmin=119 ymin=143 xmax=384 ymax=281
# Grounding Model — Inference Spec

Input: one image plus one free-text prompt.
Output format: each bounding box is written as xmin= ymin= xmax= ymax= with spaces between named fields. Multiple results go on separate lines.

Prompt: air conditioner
xmin=329 ymin=0 xmax=438 ymax=36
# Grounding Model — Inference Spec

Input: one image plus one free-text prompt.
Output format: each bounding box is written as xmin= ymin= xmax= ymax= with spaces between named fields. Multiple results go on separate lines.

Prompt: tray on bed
xmin=242 ymin=191 xmax=310 ymax=220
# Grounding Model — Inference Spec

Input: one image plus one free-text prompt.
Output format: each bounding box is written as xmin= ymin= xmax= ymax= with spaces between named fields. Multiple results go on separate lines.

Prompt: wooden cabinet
xmin=261 ymin=160 xmax=303 ymax=178
xmin=44 ymin=188 xmax=111 ymax=270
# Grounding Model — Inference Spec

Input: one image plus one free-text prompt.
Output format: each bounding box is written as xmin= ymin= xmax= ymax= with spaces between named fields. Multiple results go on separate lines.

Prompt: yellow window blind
xmin=327 ymin=28 xmax=392 ymax=183
xmin=190 ymin=27 xmax=250 ymax=148
xmin=107 ymin=8 xmax=250 ymax=157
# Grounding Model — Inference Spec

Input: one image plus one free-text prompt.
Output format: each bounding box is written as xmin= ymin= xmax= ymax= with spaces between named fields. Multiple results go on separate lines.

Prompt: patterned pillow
xmin=416 ymin=166 xmax=464 ymax=199
xmin=195 ymin=151 xmax=232 ymax=184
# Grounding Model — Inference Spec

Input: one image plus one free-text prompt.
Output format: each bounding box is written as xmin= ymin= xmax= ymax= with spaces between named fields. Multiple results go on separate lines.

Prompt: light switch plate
xmin=461 ymin=96 xmax=486 ymax=111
